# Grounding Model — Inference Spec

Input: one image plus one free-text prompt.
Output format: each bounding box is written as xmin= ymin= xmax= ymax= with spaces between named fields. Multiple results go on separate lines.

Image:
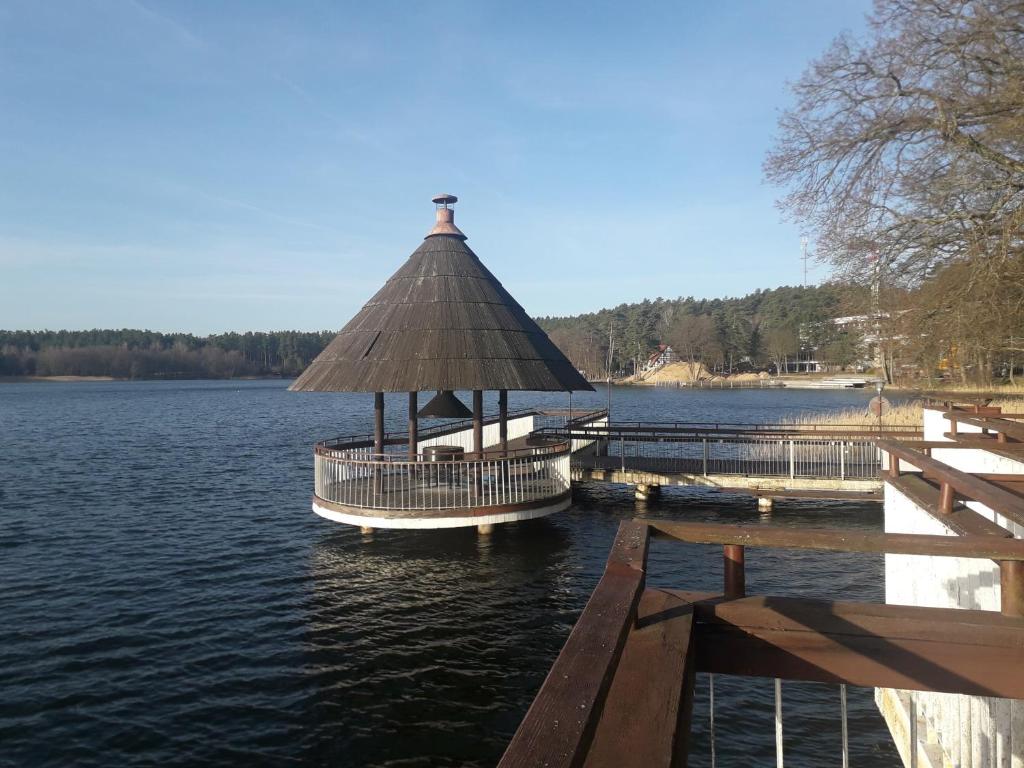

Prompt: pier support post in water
xmin=634 ymin=484 xmax=660 ymax=501
xmin=360 ymin=526 xmax=374 ymax=535
xmin=478 ymin=523 xmax=494 ymax=535
xmin=724 ymin=544 xmax=746 ymax=598
xmin=758 ymin=496 xmax=774 ymax=513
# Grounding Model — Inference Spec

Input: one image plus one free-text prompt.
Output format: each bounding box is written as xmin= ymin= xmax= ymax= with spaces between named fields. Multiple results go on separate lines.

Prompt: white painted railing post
xmin=840 ymin=684 xmax=848 ymax=768
xmin=709 ymin=673 xmax=717 ymax=768
xmin=909 ymin=692 xmax=918 ymax=768
xmin=839 ymin=442 xmax=845 ymax=480
xmin=703 ymin=439 xmax=708 ymax=476
xmin=775 ymin=678 xmax=784 ymax=767
xmin=788 ymin=440 xmax=795 ymax=479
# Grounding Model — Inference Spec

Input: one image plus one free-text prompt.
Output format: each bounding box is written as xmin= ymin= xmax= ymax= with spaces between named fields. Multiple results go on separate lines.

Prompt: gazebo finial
xmin=427 ymin=193 xmax=465 ymax=238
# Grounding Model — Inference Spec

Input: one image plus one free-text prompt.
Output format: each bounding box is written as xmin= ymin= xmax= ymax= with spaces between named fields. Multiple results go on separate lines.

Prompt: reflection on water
xmin=305 ymin=521 xmax=578 ymax=766
xmin=0 ymin=380 xmax=899 ymax=767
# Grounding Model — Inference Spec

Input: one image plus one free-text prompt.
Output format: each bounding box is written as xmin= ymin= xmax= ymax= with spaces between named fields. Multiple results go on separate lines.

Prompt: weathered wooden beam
xmin=676 ymin=592 xmax=1024 ymax=698
xmin=645 ymin=519 xmax=1024 ymax=560
xmin=497 ymin=521 xmax=650 ymax=768
xmin=583 ymin=589 xmax=696 ymax=768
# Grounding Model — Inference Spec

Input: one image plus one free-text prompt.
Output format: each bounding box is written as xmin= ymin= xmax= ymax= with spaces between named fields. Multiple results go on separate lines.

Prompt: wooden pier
xmin=536 ymin=421 xmax=921 ymax=503
xmin=499 ymin=516 xmax=1024 ymax=767
xmin=500 ymin=405 xmax=1024 ymax=767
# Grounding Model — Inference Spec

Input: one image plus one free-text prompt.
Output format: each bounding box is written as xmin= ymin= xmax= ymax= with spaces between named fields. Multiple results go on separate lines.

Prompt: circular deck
xmin=311 ymin=432 xmax=574 ymax=531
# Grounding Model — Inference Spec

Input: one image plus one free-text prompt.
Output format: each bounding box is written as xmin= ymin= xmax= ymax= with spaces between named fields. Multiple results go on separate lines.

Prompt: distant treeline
xmin=0 ymin=330 xmax=334 ymax=379
xmin=536 ymin=284 xmax=863 ymax=377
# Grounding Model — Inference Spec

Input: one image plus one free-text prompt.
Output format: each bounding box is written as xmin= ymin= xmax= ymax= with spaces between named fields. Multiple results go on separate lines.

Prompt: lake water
xmin=0 ymin=380 xmax=900 ymax=766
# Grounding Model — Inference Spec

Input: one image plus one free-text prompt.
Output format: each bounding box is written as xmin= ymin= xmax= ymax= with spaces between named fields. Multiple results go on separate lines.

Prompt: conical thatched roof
xmin=290 ymin=197 xmax=592 ymax=393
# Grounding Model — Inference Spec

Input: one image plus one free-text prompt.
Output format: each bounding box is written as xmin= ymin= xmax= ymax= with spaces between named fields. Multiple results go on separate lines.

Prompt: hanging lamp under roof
xmin=417 ymin=390 xmax=474 ymax=419
xmin=290 ymin=195 xmax=593 ymax=394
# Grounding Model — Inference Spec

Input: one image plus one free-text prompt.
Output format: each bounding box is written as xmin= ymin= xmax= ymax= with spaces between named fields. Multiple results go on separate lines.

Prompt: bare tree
xmin=667 ymin=315 xmax=718 ymax=369
xmin=766 ymin=0 xmax=1024 ymax=382
xmin=764 ymin=325 xmax=801 ymax=376
xmin=767 ymin=0 xmax=1023 ymax=275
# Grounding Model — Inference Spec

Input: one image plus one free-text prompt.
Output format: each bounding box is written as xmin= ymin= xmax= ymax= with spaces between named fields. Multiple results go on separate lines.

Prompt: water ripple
xmin=0 ymin=381 xmax=898 ymax=766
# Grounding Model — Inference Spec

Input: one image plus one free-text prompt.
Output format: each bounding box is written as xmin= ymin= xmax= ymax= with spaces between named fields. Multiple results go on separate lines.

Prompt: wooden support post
xmin=724 ymin=544 xmax=746 ymax=599
xmin=374 ymin=392 xmax=385 ymax=456
xmin=499 ymin=389 xmax=508 ymax=454
xmin=472 ymin=390 xmax=484 ymax=459
xmin=888 ymin=454 xmax=901 ymax=479
xmin=938 ymin=481 xmax=954 ymax=514
xmin=408 ymin=391 xmax=418 ymax=461
xmin=473 ymin=389 xmax=484 ymax=497
xmin=374 ymin=391 xmax=384 ymax=494
xmin=1001 ymin=560 xmax=1024 ymax=617
xmin=949 ymin=417 xmax=958 ymax=436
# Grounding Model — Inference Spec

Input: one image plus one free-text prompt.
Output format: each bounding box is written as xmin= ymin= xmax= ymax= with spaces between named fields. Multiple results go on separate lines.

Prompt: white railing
xmin=417 ymin=414 xmax=536 ymax=454
xmin=593 ymin=436 xmax=881 ymax=480
xmin=314 ymin=442 xmax=571 ymax=512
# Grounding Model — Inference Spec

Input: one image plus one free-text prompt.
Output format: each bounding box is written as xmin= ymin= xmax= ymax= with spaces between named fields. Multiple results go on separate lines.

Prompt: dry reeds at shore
xmin=781 ymin=395 xmax=1024 ymax=430
xmin=780 ymin=402 xmax=924 ymax=429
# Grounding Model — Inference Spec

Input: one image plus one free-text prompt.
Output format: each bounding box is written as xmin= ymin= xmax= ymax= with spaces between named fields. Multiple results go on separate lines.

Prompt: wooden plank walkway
xmin=498 ymin=520 xmax=1024 ymax=767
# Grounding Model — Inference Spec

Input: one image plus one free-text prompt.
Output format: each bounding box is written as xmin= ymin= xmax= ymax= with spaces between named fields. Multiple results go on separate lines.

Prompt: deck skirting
xmin=312 ymin=490 xmax=572 ymax=529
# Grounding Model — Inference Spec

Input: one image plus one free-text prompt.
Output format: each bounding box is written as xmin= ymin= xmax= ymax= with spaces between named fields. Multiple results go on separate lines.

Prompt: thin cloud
xmin=126 ymin=0 xmax=205 ymax=48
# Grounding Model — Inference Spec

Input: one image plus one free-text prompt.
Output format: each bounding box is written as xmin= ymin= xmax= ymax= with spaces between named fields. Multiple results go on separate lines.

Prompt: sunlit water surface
xmin=0 ymin=381 xmax=900 ymax=766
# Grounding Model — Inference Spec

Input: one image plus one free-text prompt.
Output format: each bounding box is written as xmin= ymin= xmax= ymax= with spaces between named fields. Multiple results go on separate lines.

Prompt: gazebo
xmin=291 ymin=194 xmax=593 ymax=532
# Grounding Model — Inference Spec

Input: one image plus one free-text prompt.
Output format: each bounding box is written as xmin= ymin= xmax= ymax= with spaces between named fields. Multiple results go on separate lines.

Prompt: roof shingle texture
xmin=290 ymin=233 xmax=593 ymax=393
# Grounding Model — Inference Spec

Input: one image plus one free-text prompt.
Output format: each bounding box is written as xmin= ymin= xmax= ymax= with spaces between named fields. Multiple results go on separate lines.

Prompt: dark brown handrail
xmin=944 ymin=412 xmax=1024 ymax=443
xmin=876 ymin=439 xmax=1024 ymax=525
xmin=534 ymin=425 xmax=917 ymax=442
xmin=552 ymin=420 xmax=919 ymax=433
xmin=647 ymin=520 xmax=1024 ymax=559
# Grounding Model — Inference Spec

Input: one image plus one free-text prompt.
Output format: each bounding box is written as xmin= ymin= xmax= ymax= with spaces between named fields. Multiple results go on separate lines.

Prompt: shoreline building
xmin=291 ymin=194 xmax=593 ymax=532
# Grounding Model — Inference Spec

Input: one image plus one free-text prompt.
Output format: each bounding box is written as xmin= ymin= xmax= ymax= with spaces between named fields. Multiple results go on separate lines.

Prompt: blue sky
xmin=0 ymin=1 xmax=871 ymax=334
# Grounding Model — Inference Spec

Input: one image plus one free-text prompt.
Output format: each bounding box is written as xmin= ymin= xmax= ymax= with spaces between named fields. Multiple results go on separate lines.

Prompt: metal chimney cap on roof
xmin=427 ymin=194 xmax=465 ymax=238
